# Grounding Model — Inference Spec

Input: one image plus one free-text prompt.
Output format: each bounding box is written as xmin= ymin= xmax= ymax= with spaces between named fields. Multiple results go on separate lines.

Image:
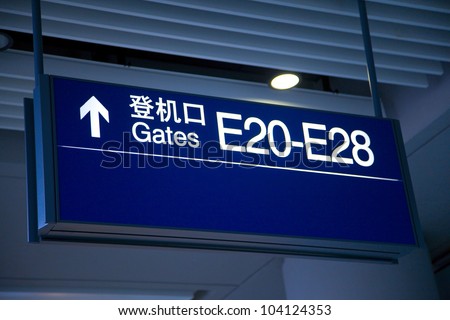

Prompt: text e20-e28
xmin=216 ymin=112 xmax=375 ymax=167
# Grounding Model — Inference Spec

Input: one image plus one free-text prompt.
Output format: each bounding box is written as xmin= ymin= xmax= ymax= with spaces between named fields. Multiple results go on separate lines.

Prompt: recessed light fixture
xmin=0 ymin=32 xmax=13 ymax=51
xmin=270 ymin=73 xmax=300 ymax=90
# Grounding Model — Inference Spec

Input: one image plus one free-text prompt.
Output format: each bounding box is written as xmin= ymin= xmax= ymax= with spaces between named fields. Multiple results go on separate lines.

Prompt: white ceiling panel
xmin=0 ymin=0 xmax=448 ymax=85
xmin=0 ymin=0 xmax=449 ymax=130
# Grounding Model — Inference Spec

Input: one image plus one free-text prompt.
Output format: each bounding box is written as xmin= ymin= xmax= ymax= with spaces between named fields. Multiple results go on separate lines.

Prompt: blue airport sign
xmin=28 ymin=75 xmax=418 ymax=261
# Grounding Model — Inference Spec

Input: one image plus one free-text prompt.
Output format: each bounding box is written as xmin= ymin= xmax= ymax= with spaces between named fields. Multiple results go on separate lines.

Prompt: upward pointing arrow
xmin=80 ymin=96 xmax=109 ymax=138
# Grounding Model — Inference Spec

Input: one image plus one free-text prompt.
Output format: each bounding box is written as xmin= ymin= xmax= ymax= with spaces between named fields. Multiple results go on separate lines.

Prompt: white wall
xmin=381 ymin=63 xmax=450 ymax=299
xmin=283 ymin=249 xmax=438 ymax=299
xmin=381 ymin=63 xmax=450 ymax=143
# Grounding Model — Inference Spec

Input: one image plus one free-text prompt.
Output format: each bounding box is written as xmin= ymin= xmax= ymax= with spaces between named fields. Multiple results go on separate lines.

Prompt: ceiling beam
xmin=0 ymin=13 xmax=429 ymax=87
xmin=0 ymin=104 xmax=24 ymax=119
xmin=145 ymin=0 xmax=450 ymax=46
xmin=1 ymin=5 xmax=444 ymax=75
xmin=254 ymin=0 xmax=450 ymax=30
xmin=4 ymin=0 xmax=444 ymax=47
xmin=0 ymin=77 xmax=33 ymax=93
xmin=3 ymin=0 xmax=449 ymax=61
xmin=0 ymin=117 xmax=24 ymax=131
xmin=367 ymin=0 xmax=450 ymax=14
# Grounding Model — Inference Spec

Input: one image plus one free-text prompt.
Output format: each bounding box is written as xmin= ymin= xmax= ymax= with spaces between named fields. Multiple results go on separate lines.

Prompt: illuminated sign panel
xmin=29 ymin=76 xmax=418 ymax=260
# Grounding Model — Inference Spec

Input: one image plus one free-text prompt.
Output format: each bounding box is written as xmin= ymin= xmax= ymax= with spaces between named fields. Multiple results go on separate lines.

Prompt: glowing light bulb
xmin=270 ymin=74 xmax=300 ymax=90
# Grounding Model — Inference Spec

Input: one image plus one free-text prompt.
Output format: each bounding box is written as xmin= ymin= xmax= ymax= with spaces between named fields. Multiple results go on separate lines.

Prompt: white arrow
xmin=80 ymin=96 xmax=109 ymax=138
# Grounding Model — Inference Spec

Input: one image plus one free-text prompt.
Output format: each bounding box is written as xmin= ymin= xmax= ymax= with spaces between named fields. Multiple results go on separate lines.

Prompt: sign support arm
xmin=358 ymin=0 xmax=382 ymax=118
xmin=32 ymin=0 xmax=44 ymax=82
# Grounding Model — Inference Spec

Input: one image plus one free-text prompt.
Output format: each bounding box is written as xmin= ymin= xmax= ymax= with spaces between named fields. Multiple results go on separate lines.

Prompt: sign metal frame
xmin=26 ymin=75 xmax=421 ymax=262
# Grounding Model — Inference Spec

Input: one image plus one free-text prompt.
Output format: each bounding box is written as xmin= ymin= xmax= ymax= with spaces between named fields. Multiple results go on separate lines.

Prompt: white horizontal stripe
xmin=59 ymin=145 xmax=402 ymax=182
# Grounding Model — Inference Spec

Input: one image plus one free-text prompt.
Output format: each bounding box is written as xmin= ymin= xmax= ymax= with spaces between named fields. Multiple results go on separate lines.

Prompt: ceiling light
xmin=270 ymin=73 xmax=300 ymax=90
xmin=0 ymin=32 xmax=13 ymax=51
